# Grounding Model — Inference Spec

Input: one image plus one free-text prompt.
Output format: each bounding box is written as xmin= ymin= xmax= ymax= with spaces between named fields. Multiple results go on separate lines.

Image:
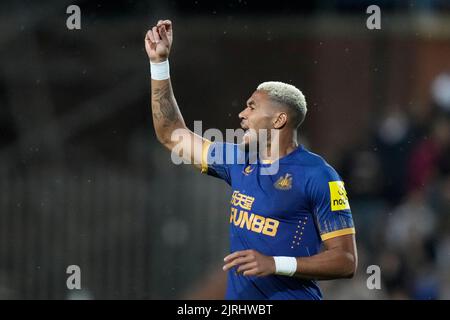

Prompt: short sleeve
xmin=202 ymin=141 xmax=244 ymax=186
xmin=306 ymin=165 xmax=355 ymax=241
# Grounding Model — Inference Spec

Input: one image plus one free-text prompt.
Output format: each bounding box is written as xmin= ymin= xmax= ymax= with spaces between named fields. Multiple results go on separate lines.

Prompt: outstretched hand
xmin=145 ymin=19 xmax=173 ymax=63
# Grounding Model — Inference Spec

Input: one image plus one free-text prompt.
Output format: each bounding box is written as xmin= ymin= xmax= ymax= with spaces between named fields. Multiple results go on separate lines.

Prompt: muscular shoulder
xmin=293 ymin=148 xmax=342 ymax=184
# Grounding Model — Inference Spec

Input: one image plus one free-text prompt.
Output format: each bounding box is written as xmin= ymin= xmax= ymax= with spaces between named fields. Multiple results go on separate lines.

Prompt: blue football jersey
xmin=202 ymin=142 xmax=355 ymax=300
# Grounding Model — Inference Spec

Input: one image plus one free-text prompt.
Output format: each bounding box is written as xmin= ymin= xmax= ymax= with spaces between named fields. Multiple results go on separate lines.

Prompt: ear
xmin=273 ymin=112 xmax=288 ymax=129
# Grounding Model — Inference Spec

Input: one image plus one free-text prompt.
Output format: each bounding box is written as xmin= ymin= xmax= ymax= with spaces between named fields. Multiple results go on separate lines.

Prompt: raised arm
xmin=145 ymin=20 xmax=208 ymax=171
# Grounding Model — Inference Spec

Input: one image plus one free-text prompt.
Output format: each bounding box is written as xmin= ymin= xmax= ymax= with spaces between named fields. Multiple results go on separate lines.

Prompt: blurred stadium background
xmin=0 ymin=0 xmax=449 ymax=299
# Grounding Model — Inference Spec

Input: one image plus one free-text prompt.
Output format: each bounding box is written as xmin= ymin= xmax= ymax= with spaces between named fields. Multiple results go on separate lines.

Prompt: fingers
xmin=157 ymin=19 xmax=172 ymax=28
xmin=159 ymin=25 xmax=169 ymax=43
xmin=157 ymin=20 xmax=173 ymax=36
xmin=237 ymin=262 xmax=257 ymax=274
xmin=223 ymin=255 xmax=254 ymax=271
xmin=224 ymin=249 xmax=253 ymax=263
xmin=223 ymin=250 xmax=274 ymax=277
xmin=146 ymin=30 xmax=155 ymax=43
xmin=147 ymin=19 xmax=171 ymax=45
xmin=152 ymin=26 xmax=161 ymax=43
xmin=243 ymin=268 xmax=260 ymax=277
xmin=223 ymin=250 xmax=256 ymax=271
xmin=163 ymin=20 xmax=172 ymax=33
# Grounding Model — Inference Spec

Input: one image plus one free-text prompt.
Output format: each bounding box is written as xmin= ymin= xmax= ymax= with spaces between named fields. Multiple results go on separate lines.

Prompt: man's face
xmin=239 ymin=90 xmax=277 ymax=145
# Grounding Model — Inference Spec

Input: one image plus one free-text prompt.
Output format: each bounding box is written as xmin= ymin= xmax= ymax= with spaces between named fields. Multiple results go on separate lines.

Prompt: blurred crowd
xmin=335 ymin=71 xmax=450 ymax=299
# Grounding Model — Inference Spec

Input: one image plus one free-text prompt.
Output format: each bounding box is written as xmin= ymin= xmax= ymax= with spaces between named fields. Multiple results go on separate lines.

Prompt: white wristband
xmin=150 ymin=60 xmax=170 ymax=80
xmin=274 ymin=256 xmax=297 ymax=276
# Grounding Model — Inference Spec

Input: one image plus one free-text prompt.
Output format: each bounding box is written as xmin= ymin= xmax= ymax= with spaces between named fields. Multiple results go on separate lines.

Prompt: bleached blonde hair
xmin=257 ymin=81 xmax=307 ymax=127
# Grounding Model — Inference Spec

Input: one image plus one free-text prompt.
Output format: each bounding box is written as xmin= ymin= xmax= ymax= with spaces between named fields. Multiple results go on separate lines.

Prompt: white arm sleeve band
xmin=274 ymin=256 xmax=297 ymax=276
xmin=150 ymin=60 xmax=170 ymax=80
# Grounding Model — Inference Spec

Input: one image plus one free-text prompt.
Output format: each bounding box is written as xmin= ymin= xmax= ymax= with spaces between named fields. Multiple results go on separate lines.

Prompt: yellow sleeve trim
xmin=201 ymin=140 xmax=212 ymax=174
xmin=321 ymin=227 xmax=355 ymax=241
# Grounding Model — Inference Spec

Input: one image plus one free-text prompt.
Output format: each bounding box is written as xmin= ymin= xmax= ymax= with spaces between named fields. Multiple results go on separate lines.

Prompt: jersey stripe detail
xmin=201 ymin=140 xmax=212 ymax=174
xmin=320 ymin=227 xmax=355 ymax=241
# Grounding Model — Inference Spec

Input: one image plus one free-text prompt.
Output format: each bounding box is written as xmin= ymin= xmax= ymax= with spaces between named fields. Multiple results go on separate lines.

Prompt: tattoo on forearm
xmin=152 ymin=84 xmax=178 ymax=127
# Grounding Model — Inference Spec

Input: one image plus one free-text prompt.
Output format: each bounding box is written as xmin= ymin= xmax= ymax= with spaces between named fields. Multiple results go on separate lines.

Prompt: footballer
xmin=145 ymin=20 xmax=357 ymax=300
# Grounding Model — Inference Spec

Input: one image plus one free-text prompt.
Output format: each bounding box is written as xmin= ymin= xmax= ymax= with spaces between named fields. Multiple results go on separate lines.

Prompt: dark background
xmin=0 ymin=0 xmax=449 ymax=299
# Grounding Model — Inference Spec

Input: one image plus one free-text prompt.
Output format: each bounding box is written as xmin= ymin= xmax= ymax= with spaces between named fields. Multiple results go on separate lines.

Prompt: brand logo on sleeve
xmin=329 ymin=181 xmax=350 ymax=211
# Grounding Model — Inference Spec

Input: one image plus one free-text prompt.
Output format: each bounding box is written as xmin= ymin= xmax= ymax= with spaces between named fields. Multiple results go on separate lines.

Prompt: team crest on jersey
xmin=274 ymin=173 xmax=292 ymax=190
xmin=243 ymin=165 xmax=254 ymax=176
